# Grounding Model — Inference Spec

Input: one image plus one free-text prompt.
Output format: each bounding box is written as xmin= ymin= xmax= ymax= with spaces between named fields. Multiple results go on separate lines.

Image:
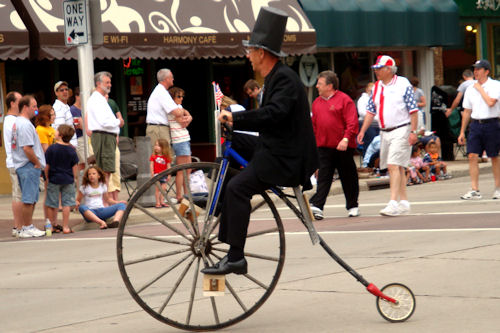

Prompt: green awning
xmin=299 ymin=0 xmax=461 ymax=48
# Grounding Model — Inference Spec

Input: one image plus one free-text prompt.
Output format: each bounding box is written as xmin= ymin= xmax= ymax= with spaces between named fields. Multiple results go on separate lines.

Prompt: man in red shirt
xmin=309 ymin=70 xmax=360 ymax=219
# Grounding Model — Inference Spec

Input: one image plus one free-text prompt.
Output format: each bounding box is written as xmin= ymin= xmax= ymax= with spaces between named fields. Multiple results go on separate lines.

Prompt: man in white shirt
xmin=3 ymin=91 xmax=23 ymax=237
xmin=12 ymin=95 xmax=47 ymax=238
xmin=458 ymin=60 xmax=500 ymax=200
xmin=358 ymin=55 xmax=419 ymax=216
xmin=87 ymin=71 xmax=121 ymax=182
xmin=146 ymin=68 xmax=185 ymax=150
xmin=52 ymin=81 xmax=77 ymax=147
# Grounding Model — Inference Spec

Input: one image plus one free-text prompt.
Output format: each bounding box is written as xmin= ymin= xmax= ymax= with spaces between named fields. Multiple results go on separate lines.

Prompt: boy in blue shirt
xmin=45 ymin=124 xmax=79 ymax=234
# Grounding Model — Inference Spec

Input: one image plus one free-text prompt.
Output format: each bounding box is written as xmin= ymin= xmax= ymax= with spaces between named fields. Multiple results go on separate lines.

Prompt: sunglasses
xmin=58 ymin=88 xmax=69 ymax=92
xmin=176 ymin=95 xmax=185 ymax=98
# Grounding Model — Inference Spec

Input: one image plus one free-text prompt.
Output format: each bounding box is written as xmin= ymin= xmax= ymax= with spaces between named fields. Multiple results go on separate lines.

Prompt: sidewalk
xmin=0 ymin=158 xmax=489 ymax=240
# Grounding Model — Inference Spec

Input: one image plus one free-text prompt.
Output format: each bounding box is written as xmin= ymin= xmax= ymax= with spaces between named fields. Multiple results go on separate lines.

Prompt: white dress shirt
xmin=87 ymin=91 xmax=120 ymax=134
xmin=146 ymin=84 xmax=179 ymax=125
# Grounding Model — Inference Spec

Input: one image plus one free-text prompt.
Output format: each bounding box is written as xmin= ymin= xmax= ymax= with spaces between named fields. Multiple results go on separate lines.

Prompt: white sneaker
xmin=12 ymin=228 xmax=18 ymax=237
xmin=398 ymin=203 xmax=411 ymax=215
xmin=348 ymin=207 xmax=360 ymax=217
xmin=493 ymin=190 xmax=500 ymax=199
xmin=18 ymin=227 xmax=36 ymax=238
xmin=461 ymin=190 xmax=482 ymax=200
xmin=380 ymin=203 xmax=400 ymax=217
xmin=27 ymin=224 xmax=46 ymax=237
xmin=310 ymin=205 xmax=324 ymax=220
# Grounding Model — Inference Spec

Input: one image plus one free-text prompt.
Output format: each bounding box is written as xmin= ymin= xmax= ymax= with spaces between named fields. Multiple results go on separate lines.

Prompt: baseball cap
xmin=372 ymin=55 xmax=396 ymax=69
xmin=472 ymin=59 xmax=491 ymax=71
xmin=54 ymin=81 xmax=68 ymax=92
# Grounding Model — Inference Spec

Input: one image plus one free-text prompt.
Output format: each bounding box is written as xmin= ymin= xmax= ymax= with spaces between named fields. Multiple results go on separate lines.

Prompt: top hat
xmin=243 ymin=7 xmax=288 ymax=57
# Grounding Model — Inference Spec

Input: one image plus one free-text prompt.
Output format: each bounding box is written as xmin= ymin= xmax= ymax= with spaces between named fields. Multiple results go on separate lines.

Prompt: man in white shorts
xmin=358 ymin=55 xmax=419 ymax=216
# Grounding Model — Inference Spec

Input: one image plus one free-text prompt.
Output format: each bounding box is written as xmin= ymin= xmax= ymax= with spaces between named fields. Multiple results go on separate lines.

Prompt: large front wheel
xmin=117 ymin=162 xmax=286 ymax=331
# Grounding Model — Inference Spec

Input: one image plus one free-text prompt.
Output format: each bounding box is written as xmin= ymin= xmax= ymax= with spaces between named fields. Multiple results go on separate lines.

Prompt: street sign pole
xmin=76 ymin=0 xmax=94 ymax=168
xmin=64 ymin=0 xmax=95 ymax=168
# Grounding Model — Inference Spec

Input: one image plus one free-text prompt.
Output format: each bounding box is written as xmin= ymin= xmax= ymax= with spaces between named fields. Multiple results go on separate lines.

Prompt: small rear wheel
xmin=376 ymin=283 xmax=416 ymax=322
xmin=117 ymin=162 xmax=286 ymax=331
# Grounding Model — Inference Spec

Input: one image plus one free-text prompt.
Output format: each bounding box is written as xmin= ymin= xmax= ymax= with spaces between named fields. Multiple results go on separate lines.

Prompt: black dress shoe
xmin=201 ymin=256 xmax=247 ymax=275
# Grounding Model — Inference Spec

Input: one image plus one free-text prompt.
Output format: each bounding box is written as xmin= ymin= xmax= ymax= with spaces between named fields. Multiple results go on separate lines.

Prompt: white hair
xmin=94 ymin=71 xmax=112 ymax=86
xmin=157 ymin=68 xmax=172 ymax=83
xmin=388 ymin=66 xmax=398 ymax=74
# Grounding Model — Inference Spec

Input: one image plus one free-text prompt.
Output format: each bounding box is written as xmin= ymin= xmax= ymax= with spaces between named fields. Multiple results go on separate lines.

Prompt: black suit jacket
xmin=233 ymin=62 xmax=319 ymax=187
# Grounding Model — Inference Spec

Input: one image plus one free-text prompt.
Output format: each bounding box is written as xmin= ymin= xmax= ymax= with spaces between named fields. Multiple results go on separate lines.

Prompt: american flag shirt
xmin=366 ymin=75 xmax=418 ymax=129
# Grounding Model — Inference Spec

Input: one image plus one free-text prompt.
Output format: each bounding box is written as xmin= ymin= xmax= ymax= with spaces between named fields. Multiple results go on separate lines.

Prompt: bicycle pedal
xmin=203 ymin=274 xmax=225 ymax=297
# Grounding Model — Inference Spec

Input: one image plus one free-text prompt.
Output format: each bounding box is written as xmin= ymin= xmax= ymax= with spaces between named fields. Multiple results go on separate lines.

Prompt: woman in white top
xmin=168 ymin=87 xmax=193 ymax=202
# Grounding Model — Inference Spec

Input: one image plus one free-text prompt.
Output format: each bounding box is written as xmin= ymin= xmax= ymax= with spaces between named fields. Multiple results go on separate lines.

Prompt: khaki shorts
xmin=108 ymin=146 xmax=121 ymax=192
xmin=76 ymin=136 xmax=85 ymax=163
xmin=91 ymin=132 xmax=117 ymax=173
xmin=379 ymin=125 xmax=411 ymax=169
xmin=9 ymin=168 xmax=22 ymax=202
xmin=146 ymin=124 xmax=170 ymax=150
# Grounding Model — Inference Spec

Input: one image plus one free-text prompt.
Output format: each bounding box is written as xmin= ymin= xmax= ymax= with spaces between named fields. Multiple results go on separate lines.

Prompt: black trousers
xmin=218 ymin=162 xmax=272 ymax=249
xmin=310 ymin=147 xmax=359 ymax=211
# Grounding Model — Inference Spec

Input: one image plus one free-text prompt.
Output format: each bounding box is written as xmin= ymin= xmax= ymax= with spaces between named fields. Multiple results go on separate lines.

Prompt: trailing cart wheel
xmin=116 ymin=162 xmax=286 ymax=331
xmin=376 ymin=283 xmax=416 ymax=323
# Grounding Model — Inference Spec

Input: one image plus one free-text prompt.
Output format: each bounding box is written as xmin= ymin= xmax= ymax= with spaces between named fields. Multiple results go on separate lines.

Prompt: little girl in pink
xmin=407 ymin=145 xmax=430 ymax=185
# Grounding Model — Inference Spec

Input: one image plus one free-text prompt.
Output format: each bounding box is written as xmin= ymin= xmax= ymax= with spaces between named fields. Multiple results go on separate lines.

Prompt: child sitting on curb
xmin=423 ymin=141 xmax=452 ymax=180
xmin=76 ymin=166 xmax=127 ymax=229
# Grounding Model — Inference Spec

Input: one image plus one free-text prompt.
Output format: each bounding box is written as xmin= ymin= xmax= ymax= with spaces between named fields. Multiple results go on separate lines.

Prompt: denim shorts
xmin=79 ymin=203 xmax=126 ymax=222
xmin=16 ymin=163 xmax=42 ymax=204
xmin=46 ymin=183 xmax=76 ymax=208
xmin=172 ymin=141 xmax=191 ymax=156
xmin=467 ymin=120 xmax=500 ymax=157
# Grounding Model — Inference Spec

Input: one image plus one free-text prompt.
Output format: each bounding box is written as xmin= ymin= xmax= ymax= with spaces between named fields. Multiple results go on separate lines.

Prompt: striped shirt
xmin=167 ymin=105 xmax=190 ymax=144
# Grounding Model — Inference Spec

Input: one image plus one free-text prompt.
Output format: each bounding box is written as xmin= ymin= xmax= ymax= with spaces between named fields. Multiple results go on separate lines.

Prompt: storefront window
xmin=492 ymin=24 xmax=500 ymax=78
xmin=442 ymin=23 xmax=479 ymax=86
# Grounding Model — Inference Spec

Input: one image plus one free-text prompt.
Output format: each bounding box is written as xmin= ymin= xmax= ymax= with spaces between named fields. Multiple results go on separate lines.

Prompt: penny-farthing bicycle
xmin=116 ymin=123 xmax=416 ymax=331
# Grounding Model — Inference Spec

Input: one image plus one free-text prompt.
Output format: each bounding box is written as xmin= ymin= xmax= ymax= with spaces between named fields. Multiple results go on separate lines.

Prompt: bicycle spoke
xmin=124 ymin=248 xmax=191 ymax=266
xmin=186 ymin=257 xmax=200 ymax=324
xmin=184 ymin=168 xmax=201 ymax=238
xmin=208 ymin=255 xmax=247 ymax=312
xmin=133 ymin=202 xmax=192 ymax=241
xmin=251 ymin=198 xmax=267 ymax=212
xmin=158 ymin=256 xmax=196 ymax=314
xmin=200 ymin=252 xmax=220 ymax=325
xmin=136 ymin=252 xmax=192 ymax=294
xmin=211 ymin=253 xmax=269 ymax=290
xmin=247 ymin=227 xmax=279 ymax=238
xmin=157 ymin=184 xmax=196 ymax=238
xmin=212 ymin=247 xmax=279 ymax=262
xmin=123 ymin=232 xmax=192 ymax=246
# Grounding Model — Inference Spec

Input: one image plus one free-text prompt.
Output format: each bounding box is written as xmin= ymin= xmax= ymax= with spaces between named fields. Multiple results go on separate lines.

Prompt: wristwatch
xmin=410 ymin=130 xmax=418 ymax=134
xmin=342 ymin=138 xmax=349 ymax=142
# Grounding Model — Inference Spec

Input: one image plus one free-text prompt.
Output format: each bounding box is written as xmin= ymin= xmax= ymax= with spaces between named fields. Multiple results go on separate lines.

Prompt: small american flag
xmin=213 ymin=82 xmax=224 ymax=107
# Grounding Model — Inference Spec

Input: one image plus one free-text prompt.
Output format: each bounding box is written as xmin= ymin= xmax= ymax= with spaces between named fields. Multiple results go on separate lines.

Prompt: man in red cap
xmin=358 ymin=55 xmax=419 ymax=216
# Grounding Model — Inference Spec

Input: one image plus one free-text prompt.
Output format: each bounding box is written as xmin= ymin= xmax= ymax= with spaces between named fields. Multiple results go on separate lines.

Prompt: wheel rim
xmin=117 ymin=162 xmax=286 ymax=331
xmin=376 ymin=283 xmax=416 ymax=322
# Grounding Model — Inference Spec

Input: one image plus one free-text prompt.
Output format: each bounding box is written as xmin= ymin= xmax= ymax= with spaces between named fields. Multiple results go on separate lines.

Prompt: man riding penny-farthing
xmin=116 ymin=7 xmax=415 ymax=331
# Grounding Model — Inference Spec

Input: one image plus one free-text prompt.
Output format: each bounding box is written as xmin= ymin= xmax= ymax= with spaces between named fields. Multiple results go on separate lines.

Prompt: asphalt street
xmin=1 ymin=172 xmax=500 ymax=332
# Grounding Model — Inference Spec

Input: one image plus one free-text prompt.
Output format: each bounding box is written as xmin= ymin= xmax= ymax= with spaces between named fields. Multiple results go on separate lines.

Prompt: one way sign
xmin=63 ymin=0 xmax=88 ymax=46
